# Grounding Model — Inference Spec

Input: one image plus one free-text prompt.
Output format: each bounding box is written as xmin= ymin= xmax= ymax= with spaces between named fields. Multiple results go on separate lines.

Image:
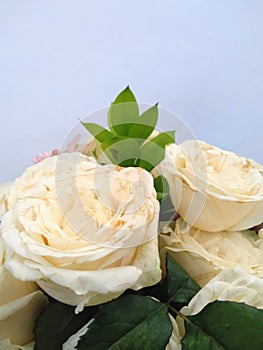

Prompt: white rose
xmin=159 ymin=218 xmax=263 ymax=286
xmin=0 ymin=239 xmax=48 ymax=347
xmin=161 ymin=140 xmax=263 ymax=231
xmin=1 ymin=153 xmax=161 ymax=310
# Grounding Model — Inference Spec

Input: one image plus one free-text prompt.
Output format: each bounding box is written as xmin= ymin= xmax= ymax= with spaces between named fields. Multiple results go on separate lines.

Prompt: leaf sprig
xmin=81 ymin=86 xmax=175 ymax=172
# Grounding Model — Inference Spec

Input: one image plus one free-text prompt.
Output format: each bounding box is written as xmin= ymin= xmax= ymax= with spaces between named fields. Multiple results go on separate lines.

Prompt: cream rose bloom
xmin=159 ymin=218 xmax=263 ymax=286
xmin=0 ymin=238 xmax=48 ymax=347
xmin=1 ymin=153 xmax=161 ymax=311
xmin=161 ymin=140 xmax=263 ymax=231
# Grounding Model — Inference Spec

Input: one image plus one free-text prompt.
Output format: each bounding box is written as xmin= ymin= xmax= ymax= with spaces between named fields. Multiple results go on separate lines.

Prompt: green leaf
xmin=78 ymin=294 xmax=172 ymax=350
xmin=108 ymin=86 xmax=139 ymax=136
xmin=127 ymin=104 xmax=158 ymax=140
xmin=183 ymin=301 xmax=263 ymax=350
xmin=162 ymin=254 xmax=200 ymax=310
xmin=81 ymin=122 xmax=115 ymax=143
xmin=100 ymin=136 xmax=121 ymax=163
xmin=159 ymin=195 xmax=176 ymax=222
xmin=136 ymin=131 xmax=175 ymax=171
xmin=113 ymin=86 xmax=137 ymax=104
xmin=137 ymin=254 xmax=200 ymax=308
xmin=101 ymin=137 xmax=141 ymax=167
xmin=154 ymin=175 xmax=169 ymax=201
xmin=34 ymin=301 xmax=98 ymax=350
xmin=144 ymin=130 xmax=175 ymax=148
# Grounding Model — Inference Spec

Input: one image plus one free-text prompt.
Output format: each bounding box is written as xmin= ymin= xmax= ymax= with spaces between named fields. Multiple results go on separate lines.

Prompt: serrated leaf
xmin=183 ymin=301 xmax=263 ymax=350
xmin=136 ymin=131 xmax=175 ymax=171
xmin=81 ymin=122 xmax=115 ymax=143
xmin=78 ymin=294 xmax=172 ymax=350
xmin=34 ymin=301 xmax=98 ymax=350
xmin=108 ymin=87 xmax=139 ymax=136
xmin=127 ymin=104 xmax=158 ymax=140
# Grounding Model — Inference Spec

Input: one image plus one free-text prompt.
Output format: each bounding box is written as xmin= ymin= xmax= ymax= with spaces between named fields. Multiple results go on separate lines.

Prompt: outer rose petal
xmin=161 ymin=141 xmax=263 ymax=231
xmin=0 ymin=290 xmax=48 ymax=345
xmin=0 ymin=182 xmax=13 ymax=218
xmin=0 ymin=198 xmax=49 ymax=347
xmin=0 ymin=242 xmax=48 ymax=346
xmin=165 ymin=314 xmax=182 ymax=350
xmin=0 ymin=340 xmax=34 ymax=350
xmin=3 ymin=227 xmax=160 ymax=311
xmin=182 ymin=267 xmax=263 ymax=317
xmin=63 ymin=321 xmax=92 ymax=350
xmin=159 ymin=218 xmax=263 ymax=286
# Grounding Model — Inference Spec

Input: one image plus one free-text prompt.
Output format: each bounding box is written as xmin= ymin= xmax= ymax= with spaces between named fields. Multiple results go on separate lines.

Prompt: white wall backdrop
xmin=0 ymin=0 xmax=262 ymax=182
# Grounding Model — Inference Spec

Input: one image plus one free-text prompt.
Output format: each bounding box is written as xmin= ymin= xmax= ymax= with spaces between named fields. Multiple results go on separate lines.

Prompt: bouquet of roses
xmin=1 ymin=87 xmax=263 ymax=350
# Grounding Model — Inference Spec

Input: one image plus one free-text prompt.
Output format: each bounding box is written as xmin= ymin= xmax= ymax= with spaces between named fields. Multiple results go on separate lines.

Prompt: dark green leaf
xmin=183 ymin=301 xmax=263 ymax=350
xmin=108 ymin=86 xmax=139 ymax=136
xmin=182 ymin=321 xmax=224 ymax=350
xmin=160 ymin=255 xmax=200 ymax=310
xmin=127 ymin=104 xmax=158 ymax=140
xmin=136 ymin=131 xmax=175 ymax=171
xmin=34 ymin=301 xmax=98 ymax=350
xmin=159 ymin=195 xmax=176 ymax=222
xmin=78 ymin=294 xmax=172 ymax=350
xmin=81 ymin=122 xmax=115 ymax=143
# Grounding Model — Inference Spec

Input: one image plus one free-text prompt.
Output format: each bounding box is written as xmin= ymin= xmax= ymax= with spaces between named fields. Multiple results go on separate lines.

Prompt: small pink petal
xmin=51 ymin=149 xmax=61 ymax=156
xmin=32 ymin=135 xmax=85 ymax=164
xmin=33 ymin=149 xmax=61 ymax=163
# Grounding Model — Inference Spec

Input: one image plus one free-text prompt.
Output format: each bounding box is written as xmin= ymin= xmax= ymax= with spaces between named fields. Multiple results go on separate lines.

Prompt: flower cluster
xmin=1 ymin=87 xmax=263 ymax=349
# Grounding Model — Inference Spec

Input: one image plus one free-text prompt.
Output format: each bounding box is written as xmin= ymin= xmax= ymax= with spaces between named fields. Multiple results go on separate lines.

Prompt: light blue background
xmin=0 ymin=1 xmax=262 ymax=182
